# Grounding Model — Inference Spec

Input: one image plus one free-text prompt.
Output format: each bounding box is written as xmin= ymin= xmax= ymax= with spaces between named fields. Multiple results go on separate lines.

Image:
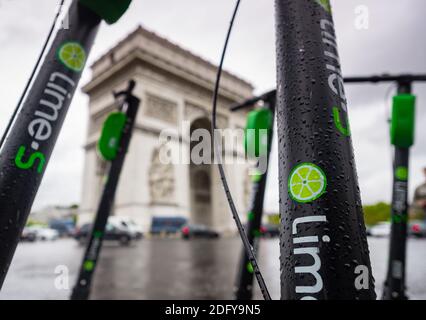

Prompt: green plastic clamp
xmin=98 ymin=112 xmax=127 ymax=161
xmin=244 ymin=108 xmax=273 ymax=158
xmin=79 ymin=0 xmax=132 ymax=24
xmin=390 ymin=94 xmax=415 ymax=148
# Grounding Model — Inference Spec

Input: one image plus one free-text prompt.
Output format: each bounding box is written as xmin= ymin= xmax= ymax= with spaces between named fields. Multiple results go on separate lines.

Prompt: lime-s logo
xmin=15 ymin=146 xmax=46 ymax=174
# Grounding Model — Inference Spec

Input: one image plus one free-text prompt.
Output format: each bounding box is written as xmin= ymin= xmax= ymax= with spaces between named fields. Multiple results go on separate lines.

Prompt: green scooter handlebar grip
xmin=79 ymin=0 xmax=132 ymax=24
xmin=390 ymin=94 xmax=415 ymax=148
xmin=98 ymin=112 xmax=127 ymax=161
xmin=244 ymin=108 xmax=273 ymax=158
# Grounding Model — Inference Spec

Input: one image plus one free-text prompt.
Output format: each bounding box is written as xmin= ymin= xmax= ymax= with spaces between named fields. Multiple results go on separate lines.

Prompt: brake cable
xmin=211 ymin=0 xmax=271 ymax=300
xmin=0 ymin=0 xmax=66 ymax=149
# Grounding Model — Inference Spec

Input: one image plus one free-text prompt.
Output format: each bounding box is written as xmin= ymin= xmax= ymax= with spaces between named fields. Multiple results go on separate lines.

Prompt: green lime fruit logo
xmin=288 ymin=163 xmax=327 ymax=203
xmin=83 ymin=260 xmax=95 ymax=272
xmin=57 ymin=42 xmax=86 ymax=72
xmin=395 ymin=166 xmax=408 ymax=181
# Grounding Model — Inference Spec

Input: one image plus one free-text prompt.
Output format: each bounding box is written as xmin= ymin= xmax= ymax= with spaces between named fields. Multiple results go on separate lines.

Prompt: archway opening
xmin=189 ymin=118 xmax=213 ymax=226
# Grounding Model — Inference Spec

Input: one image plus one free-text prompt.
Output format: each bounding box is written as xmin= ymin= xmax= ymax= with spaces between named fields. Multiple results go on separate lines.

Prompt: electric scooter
xmin=0 ymin=0 xmax=132 ymax=287
xmin=231 ymin=90 xmax=276 ymax=300
xmin=71 ymin=80 xmax=140 ymax=300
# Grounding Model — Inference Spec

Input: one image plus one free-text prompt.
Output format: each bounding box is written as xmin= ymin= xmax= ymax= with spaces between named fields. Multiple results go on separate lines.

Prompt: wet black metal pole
xmin=275 ymin=0 xmax=376 ymax=299
xmin=234 ymin=93 xmax=276 ymax=300
xmin=71 ymin=81 xmax=139 ymax=300
xmin=0 ymin=1 xmax=101 ymax=287
xmin=382 ymin=81 xmax=413 ymax=300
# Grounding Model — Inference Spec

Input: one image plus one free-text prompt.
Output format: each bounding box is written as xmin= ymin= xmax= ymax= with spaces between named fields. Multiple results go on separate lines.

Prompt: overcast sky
xmin=0 ymin=0 xmax=425 ymax=213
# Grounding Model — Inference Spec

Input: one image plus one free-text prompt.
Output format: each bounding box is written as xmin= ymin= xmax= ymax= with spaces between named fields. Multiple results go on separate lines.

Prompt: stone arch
xmin=79 ymin=26 xmax=255 ymax=232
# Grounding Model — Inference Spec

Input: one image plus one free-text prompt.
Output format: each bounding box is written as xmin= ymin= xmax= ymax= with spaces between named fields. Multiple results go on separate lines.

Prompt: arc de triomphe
xmin=79 ymin=26 xmax=254 ymax=233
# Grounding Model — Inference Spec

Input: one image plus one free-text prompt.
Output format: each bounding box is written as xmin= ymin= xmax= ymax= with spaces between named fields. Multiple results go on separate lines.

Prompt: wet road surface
xmin=1 ymin=236 xmax=425 ymax=299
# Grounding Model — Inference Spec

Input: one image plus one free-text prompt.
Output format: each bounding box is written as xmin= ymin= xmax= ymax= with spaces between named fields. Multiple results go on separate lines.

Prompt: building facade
xmin=79 ymin=26 xmax=254 ymax=233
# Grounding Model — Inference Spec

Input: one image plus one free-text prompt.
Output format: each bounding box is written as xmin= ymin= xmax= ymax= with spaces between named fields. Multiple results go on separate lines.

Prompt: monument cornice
xmin=83 ymin=25 xmax=253 ymax=103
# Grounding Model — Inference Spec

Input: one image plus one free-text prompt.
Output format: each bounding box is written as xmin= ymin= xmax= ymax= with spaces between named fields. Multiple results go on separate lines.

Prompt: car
xmin=369 ymin=222 xmax=391 ymax=237
xmin=26 ymin=226 xmax=59 ymax=241
xmin=260 ymin=224 xmax=280 ymax=238
xmin=49 ymin=219 xmax=76 ymax=237
xmin=181 ymin=224 xmax=219 ymax=239
xmin=409 ymin=220 xmax=426 ymax=238
xmin=108 ymin=216 xmax=143 ymax=239
xmin=365 ymin=225 xmax=372 ymax=236
xmin=20 ymin=227 xmax=37 ymax=242
xmin=151 ymin=216 xmax=187 ymax=235
xmin=74 ymin=223 xmax=92 ymax=244
xmin=74 ymin=222 xmax=136 ymax=246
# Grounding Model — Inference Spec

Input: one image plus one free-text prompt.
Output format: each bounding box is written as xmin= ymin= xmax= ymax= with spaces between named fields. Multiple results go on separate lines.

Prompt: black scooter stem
xmin=0 ymin=1 xmax=101 ymax=287
xmin=382 ymin=82 xmax=412 ymax=300
xmin=275 ymin=0 xmax=376 ymax=300
xmin=71 ymin=81 xmax=139 ymax=300
xmin=234 ymin=94 xmax=275 ymax=300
